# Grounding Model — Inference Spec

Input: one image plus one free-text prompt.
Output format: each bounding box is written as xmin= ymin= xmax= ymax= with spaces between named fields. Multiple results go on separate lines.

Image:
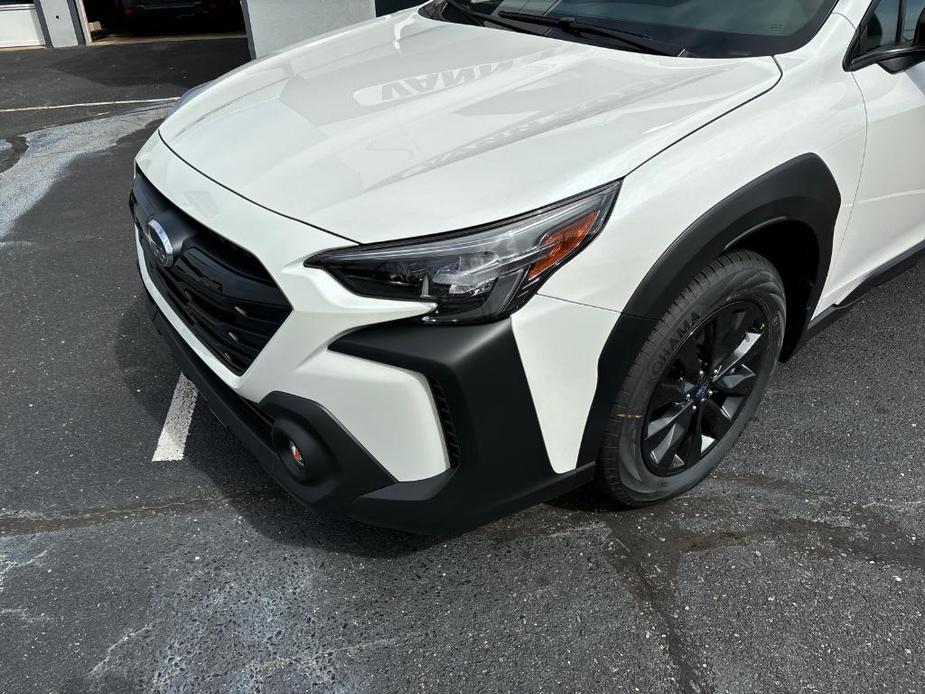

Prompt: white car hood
xmin=159 ymin=11 xmax=781 ymax=243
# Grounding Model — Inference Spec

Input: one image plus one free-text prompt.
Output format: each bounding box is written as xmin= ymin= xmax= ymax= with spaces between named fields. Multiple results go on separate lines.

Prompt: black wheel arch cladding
xmin=577 ymin=153 xmax=841 ymax=469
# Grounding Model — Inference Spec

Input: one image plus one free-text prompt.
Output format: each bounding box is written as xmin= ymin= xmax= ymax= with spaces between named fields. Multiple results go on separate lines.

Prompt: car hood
xmin=159 ymin=10 xmax=781 ymax=243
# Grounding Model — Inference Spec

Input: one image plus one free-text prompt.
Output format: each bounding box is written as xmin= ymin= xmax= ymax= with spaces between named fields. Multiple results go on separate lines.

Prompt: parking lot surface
xmin=2 ymin=40 xmax=925 ymax=694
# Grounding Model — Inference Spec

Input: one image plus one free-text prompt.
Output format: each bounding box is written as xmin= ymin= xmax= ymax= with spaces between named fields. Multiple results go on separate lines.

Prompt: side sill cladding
xmin=576 ymin=154 xmax=842 ymax=470
xmin=806 ymin=236 xmax=925 ymax=341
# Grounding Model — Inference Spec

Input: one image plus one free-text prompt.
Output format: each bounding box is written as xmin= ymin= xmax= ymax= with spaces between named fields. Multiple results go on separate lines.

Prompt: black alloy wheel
xmin=595 ymin=250 xmax=787 ymax=508
xmin=642 ymin=300 xmax=771 ymax=476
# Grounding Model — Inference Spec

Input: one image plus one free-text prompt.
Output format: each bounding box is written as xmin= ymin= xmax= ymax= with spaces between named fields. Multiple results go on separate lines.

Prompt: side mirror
xmin=850 ymin=8 xmax=925 ymax=73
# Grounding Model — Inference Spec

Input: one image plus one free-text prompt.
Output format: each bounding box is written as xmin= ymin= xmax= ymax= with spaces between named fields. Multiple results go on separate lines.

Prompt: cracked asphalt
xmin=2 ymin=40 xmax=925 ymax=694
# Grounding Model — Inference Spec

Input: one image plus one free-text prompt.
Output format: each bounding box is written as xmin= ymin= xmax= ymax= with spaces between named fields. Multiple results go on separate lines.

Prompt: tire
xmin=595 ymin=250 xmax=786 ymax=507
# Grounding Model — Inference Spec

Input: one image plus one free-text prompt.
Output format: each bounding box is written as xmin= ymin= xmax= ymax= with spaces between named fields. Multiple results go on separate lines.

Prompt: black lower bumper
xmin=147 ymin=295 xmax=593 ymax=535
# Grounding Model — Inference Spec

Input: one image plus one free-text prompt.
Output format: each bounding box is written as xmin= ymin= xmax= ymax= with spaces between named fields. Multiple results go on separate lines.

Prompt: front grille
xmin=132 ymin=173 xmax=291 ymax=375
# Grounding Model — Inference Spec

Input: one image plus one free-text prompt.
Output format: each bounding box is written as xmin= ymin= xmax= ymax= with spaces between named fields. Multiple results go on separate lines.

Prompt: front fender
xmin=574 ymin=154 xmax=841 ymax=470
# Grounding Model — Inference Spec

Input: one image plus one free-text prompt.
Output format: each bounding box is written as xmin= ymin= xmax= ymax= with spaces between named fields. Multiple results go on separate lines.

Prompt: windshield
xmin=424 ymin=0 xmax=839 ymax=58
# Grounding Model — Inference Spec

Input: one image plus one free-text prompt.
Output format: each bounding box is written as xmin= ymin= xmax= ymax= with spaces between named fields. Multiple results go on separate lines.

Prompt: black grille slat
xmin=133 ymin=173 xmax=292 ymax=376
xmin=179 ymin=251 xmax=290 ymax=306
xmin=151 ymin=254 xmax=277 ymax=350
xmin=166 ymin=265 xmax=284 ymax=340
xmin=151 ymin=266 xmax=264 ymax=360
xmin=182 ymin=303 xmax=262 ymax=357
xmin=429 ymin=379 xmax=461 ymax=468
xmin=168 ymin=281 xmax=283 ymax=342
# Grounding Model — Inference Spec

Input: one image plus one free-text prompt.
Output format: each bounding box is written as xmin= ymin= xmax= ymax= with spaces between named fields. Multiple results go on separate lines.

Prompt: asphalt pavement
xmin=1 ymin=39 xmax=925 ymax=694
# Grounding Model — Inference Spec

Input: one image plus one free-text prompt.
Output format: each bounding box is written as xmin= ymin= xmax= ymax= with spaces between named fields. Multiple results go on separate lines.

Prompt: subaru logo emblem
xmin=144 ymin=219 xmax=175 ymax=268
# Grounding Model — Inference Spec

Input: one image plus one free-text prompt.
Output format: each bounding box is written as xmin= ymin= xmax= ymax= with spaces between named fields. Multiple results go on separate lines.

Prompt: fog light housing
xmin=271 ymin=421 xmax=334 ymax=485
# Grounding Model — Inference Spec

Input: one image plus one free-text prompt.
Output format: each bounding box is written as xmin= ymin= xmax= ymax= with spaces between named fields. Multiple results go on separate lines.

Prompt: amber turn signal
xmin=527 ymin=210 xmax=601 ymax=281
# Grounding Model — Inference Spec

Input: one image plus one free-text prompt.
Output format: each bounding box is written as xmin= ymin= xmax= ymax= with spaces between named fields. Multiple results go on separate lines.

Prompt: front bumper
xmin=146 ymin=293 xmax=593 ymax=535
xmin=134 ymin=133 xmax=452 ymax=486
xmin=134 ymin=131 xmax=608 ymax=533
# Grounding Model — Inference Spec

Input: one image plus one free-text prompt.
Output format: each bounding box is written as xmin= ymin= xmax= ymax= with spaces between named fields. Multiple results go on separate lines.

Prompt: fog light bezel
xmin=270 ymin=423 xmax=331 ymax=484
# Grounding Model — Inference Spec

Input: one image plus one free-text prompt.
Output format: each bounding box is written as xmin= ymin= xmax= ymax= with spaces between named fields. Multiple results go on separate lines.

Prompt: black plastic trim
xmin=806 ymin=235 xmax=925 ymax=340
xmin=843 ymin=0 xmax=889 ymax=72
xmin=837 ymin=236 xmax=925 ymax=306
xmin=332 ymin=320 xmax=594 ymax=534
xmin=843 ymin=0 xmax=925 ymax=73
xmin=576 ymin=154 xmax=842 ymax=469
xmin=848 ymin=44 xmax=925 ymax=73
xmin=351 ymin=462 xmax=595 ymax=535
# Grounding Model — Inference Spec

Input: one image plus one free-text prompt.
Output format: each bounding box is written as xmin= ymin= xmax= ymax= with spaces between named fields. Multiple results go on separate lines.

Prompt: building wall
xmin=244 ymin=0 xmax=420 ymax=57
xmin=34 ymin=0 xmax=82 ymax=46
xmin=15 ymin=0 xmax=419 ymax=53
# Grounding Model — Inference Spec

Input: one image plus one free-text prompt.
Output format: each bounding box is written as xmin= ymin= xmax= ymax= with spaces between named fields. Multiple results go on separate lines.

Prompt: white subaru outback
xmin=132 ymin=0 xmax=925 ymax=534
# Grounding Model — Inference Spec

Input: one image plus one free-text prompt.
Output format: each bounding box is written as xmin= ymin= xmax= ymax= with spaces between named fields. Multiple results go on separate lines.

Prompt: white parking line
xmin=0 ymin=97 xmax=179 ymax=114
xmin=153 ymin=375 xmax=199 ymax=462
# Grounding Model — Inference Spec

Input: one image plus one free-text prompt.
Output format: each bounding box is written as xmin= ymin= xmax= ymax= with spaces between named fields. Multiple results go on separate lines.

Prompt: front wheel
xmin=595 ymin=250 xmax=786 ymax=507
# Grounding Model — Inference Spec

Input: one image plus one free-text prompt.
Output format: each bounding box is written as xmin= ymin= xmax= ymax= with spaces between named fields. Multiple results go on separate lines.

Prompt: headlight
xmin=307 ymin=182 xmax=620 ymax=324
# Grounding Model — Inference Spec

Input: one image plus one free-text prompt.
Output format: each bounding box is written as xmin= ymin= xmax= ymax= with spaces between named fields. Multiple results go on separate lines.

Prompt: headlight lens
xmin=307 ymin=182 xmax=620 ymax=324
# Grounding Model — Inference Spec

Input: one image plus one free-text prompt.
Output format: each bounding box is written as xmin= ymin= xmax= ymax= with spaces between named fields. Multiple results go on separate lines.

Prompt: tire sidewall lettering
xmin=650 ymin=310 xmax=701 ymax=378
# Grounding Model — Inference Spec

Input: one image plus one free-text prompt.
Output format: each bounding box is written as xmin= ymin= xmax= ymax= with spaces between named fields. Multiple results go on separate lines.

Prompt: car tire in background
xmin=595 ymin=250 xmax=787 ymax=507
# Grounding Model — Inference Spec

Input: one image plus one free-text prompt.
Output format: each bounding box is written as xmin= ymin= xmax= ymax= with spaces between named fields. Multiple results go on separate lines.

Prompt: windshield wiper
xmin=496 ymin=10 xmax=695 ymax=57
xmin=440 ymin=0 xmax=486 ymax=26
xmin=440 ymin=1 xmax=695 ymax=57
xmin=441 ymin=0 xmax=551 ymax=34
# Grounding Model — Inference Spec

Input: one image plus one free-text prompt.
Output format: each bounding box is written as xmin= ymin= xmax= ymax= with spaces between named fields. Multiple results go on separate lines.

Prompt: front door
xmin=832 ymin=0 xmax=925 ymax=292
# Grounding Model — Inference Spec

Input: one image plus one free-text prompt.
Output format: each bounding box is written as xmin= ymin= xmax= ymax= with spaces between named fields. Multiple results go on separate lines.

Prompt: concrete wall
xmin=243 ymin=0 xmax=421 ymax=57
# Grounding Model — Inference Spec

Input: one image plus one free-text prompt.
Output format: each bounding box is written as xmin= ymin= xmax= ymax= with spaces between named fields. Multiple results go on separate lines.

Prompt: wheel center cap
xmin=694 ymin=382 xmax=710 ymax=400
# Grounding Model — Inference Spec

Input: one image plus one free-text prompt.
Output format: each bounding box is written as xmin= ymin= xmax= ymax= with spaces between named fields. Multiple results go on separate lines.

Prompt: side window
xmin=860 ymin=0 xmax=925 ymax=53
xmin=902 ymin=0 xmax=925 ymax=42
xmin=860 ymin=0 xmax=900 ymax=53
